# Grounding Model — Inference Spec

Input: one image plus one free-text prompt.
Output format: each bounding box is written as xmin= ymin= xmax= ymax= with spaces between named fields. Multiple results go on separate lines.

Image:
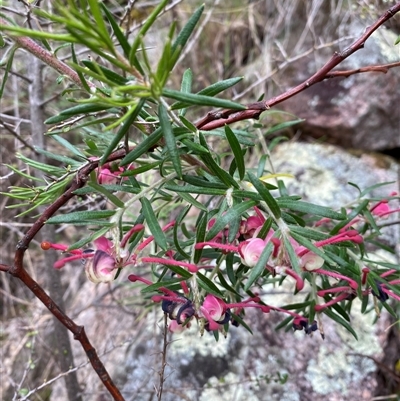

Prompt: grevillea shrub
xmin=1 ymin=1 xmax=400 ymax=399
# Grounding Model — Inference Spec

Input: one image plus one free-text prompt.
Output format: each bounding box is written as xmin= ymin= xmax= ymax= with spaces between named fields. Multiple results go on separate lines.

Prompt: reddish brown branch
xmin=325 ymin=61 xmax=400 ymax=78
xmin=5 ymin=148 xmax=128 ymax=401
xmin=196 ymin=2 xmax=400 ymax=130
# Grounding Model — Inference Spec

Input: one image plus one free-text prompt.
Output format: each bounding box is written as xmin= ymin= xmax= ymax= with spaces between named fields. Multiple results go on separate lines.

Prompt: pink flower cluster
xmin=41 ymin=195 xmax=399 ymax=336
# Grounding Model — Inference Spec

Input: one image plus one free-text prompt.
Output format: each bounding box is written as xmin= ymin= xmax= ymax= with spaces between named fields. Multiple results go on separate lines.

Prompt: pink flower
xmin=239 ymin=215 xmax=264 ymax=238
xmin=300 ymin=252 xmax=324 ymax=271
xmin=238 ymin=237 xmax=267 ymax=267
xmin=200 ymin=295 xmax=230 ymax=331
xmin=85 ymin=249 xmax=117 ymax=283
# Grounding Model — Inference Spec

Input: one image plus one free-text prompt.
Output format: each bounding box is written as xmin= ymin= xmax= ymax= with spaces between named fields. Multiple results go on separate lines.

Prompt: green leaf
xmin=264 ymin=119 xmax=305 ymax=135
xmin=178 ymin=192 xmax=207 ymax=211
xmin=163 ymin=88 xmax=246 ymax=110
xmin=129 ymin=0 xmax=169 ymax=64
xmin=206 ymin=200 xmax=257 ymax=241
xmin=278 ymin=200 xmax=346 ymax=220
xmin=289 ymin=231 xmax=336 ymax=265
xmin=81 ymin=59 xmax=129 ymax=86
xmin=164 ymin=184 xmax=226 ymax=196
xmin=244 ymin=241 xmax=275 ymax=291
xmin=34 ymin=148 xmax=80 ymax=166
xmin=322 ymin=308 xmax=358 ymax=340
xmin=196 ymin=272 xmax=224 ymax=297
xmin=52 ymin=134 xmax=86 ymax=159
xmin=87 ymin=0 xmax=114 ymax=50
xmin=159 ymin=103 xmax=182 ymax=178
xmin=0 ymin=46 xmax=17 ymax=99
xmin=247 ymin=172 xmax=281 ymax=219
xmin=71 ymin=44 xmax=90 ymax=91
xmin=179 ymin=116 xmax=198 ymax=133
xmin=180 ymin=68 xmax=193 ymax=94
xmin=101 ymin=3 xmax=131 ymax=59
xmin=171 ymin=77 xmax=244 ymax=110
xmin=46 ymin=210 xmax=115 ymax=224
xmin=45 ymin=104 xmax=115 ymax=124
xmin=120 ymin=127 xmax=163 ymax=166
xmin=87 ymin=181 xmax=125 ymax=208
xmin=225 ymin=125 xmax=245 ymax=180
xmin=67 ymin=226 xmax=111 ymax=251
xmin=120 ymin=161 xmax=161 ymax=176
xmin=140 ymin=278 xmax=186 ymax=293
xmin=282 ymin=235 xmax=301 ymax=274
xmin=194 ymin=212 xmax=208 ymax=263
xmin=179 ymin=69 xmax=193 ymax=116
xmin=101 ymin=99 xmax=145 ymax=165
xmin=182 ymin=175 xmax=227 ymax=189
xmin=141 ymin=197 xmax=167 ymax=250
xmin=199 ymin=133 xmax=239 ymax=189
xmin=171 ymin=4 xmax=204 ymax=54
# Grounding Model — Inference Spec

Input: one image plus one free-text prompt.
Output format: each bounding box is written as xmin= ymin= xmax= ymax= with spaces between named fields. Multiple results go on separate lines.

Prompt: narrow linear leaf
xmin=81 ymin=59 xmax=129 ymax=85
xmin=129 ymin=0 xmax=169 ymax=64
xmin=120 ymin=127 xmax=163 ymax=166
xmin=164 ymin=184 xmax=226 ymax=196
xmin=282 ymin=235 xmax=301 ymax=274
xmin=71 ymin=44 xmax=90 ymax=91
xmin=46 ymin=210 xmax=115 ymax=224
xmin=248 ymin=172 xmax=281 ymax=219
xmin=245 ymin=241 xmax=274 ymax=291
xmin=159 ymin=103 xmax=182 ymax=178
xmin=52 ymin=134 xmax=86 ymax=158
xmin=163 ymin=88 xmax=246 ymax=110
xmin=101 ymin=3 xmax=131 ymax=59
xmin=289 ymin=231 xmax=336 ymax=266
xmin=171 ymin=77 xmax=244 ymax=110
xmin=278 ymin=200 xmax=346 ymax=220
xmin=205 ymin=200 xmax=257 ymax=241
xmin=265 ymin=119 xmax=305 ymax=135
xmin=140 ymin=278 xmax=186 ymax=293
xmin=45 ymin=104 xmax=114 ymax=124
xmin=87 ymin=181 xmax=125 ymax=208
xmin=67 ymin=226 xmax=111 ymax=251
xmin=194 ymin=212 xmax=208 ymax=263
xmin=87 ymin=0 xmax=114 ymax=50
xmin=178 ymin=192 xmax=207 ymax=211
xmin=196 ymin=272 xmax=224 ymax=297
xmin=182 ymin=175 xmax=227 ymax=189
xmin=0 ymin=46 xmax=17 ymax=99
xmin=225 ymin=125 xmax=245 ymax=180
xmin=141 ymin=197 xmax=167 ymax=250
xmin=171 ymin=4 xmax=204 ymax=54
xmin=34 ymin=148 xmax=80 ymax=166
xmin=101 ymin=99 xmax=145 ymax=164
xmin=322 ymin=308 xmax=358 ymax=340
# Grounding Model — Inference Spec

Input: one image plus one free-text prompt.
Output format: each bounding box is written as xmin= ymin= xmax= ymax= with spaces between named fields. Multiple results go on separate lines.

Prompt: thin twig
xmin=196 ymin=2 xmax=400 ymax=130
xmin=157 ymin=313 xmax=169 ymax=401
